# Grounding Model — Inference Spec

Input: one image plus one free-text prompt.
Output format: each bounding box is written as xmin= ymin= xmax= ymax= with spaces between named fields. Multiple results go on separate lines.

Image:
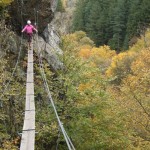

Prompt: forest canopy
xmin=72 ymin=0 xmax=150 ymax=51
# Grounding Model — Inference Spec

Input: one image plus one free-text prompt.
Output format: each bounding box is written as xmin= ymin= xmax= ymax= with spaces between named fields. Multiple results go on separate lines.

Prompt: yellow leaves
xmin=89 ymin=62 xmax=96 ymax=67
xmin=78 ymin=45 xmax=116 ymax=73
xmin=64 ymin=31 xmax=87 ymax=42
xmin=106 ymin=31 xmax=150 ymax=146
xmin=63 ymin=32 xmax=116 ymax=75
xmin=106 ymin=51 xmax=136 ymax=78
xmin=63 ymin=33 xmax=77 ymax=43
xmin=75 ymin=31 xmax=87 ymax=41
xmin=91 ymin=45 xmax=116 ymax=59
xmin=131 ymin=49 xmax=150 ymax=74
xmin=62 ymin=0 xmax=67 ymax=8
xmin=132 ymin=137 xmax=150 ymax=150
xmin=78 ymin=48 xmax=91 ymax=58
xmin=112 ymin=51 xmax=134 ymax=63
xmin=1 ymin=140 xmax=18 ymax=150
xmin=62 ymin=31 xmax=92 ymax=55
xmin=123 ymin=49 xmax=150 ymax=92
xmin=78 ymin=83 xmax=92 ymax=92
xmin=123 ymin=49 xmax=150 ymax=96
xmin=0 ymin=0 xmax=13 ymax=7
xmin=106 ymin=30 xmax=150 ymax=80
xmin=110 ymin=49 xmax=150 ymax=144
xmin=80 ymin=36 xmax=94 ymax=46
xmin=79 ymin=44 xmax=92 ymax=50
xmin=61 ymin=28 xmax=150 ymax=149
xmin=130 ymin=29 xmax=150 ymax=52
xmin=131 ymin=60 xmax=145 ymax=73
xmin=79 ymin=45 xmax=116 ymax=59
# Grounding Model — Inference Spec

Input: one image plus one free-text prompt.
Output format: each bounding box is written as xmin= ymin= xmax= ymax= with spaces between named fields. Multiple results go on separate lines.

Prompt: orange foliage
xmin=79 ymin=45 xmax=116 ymax=59
xmin=90 ymin=45 xmax=116 ymax=58
xmin=78 ymin=83 xmax=92 ymax=92
xmin=79 ymin=48 xmax=91 ymax=58
xmin=131 ymin=49 xmax=150 ymax=74
xmin=106 ymin=51 xmax=137 ymax=81
xmin=78 ymin=45 xmax=116 ymax=73
xmin=106 ymin=29 xmax=150 ymax=147
xmin=108 ymin=48 xmax=150 ymax=146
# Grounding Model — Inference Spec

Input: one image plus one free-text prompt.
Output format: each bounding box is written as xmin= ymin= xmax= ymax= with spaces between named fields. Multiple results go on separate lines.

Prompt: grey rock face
xmin=51 ymin=0 xmax=58 ymax=12
xmin=48 ymin=0 xmax=77 ymax=35
xmin=9 ymin=0 xmax=77 ymax=71
xmin=43 ymin=24 xmax=62 ymax=55
xmin=10 ymin=0 xmax=63 ymax=71
xmin=34 ymin=36 xmax=63 ymax=71
xmin=66 ymin=0 xmax=77 ymax=7
xmin=11 ymin=0 xmax=54 ymax=33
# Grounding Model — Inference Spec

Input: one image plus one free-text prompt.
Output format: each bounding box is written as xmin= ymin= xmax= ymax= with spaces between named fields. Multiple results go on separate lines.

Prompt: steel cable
xmin=34 ymin=8 xmax=75 ymax=149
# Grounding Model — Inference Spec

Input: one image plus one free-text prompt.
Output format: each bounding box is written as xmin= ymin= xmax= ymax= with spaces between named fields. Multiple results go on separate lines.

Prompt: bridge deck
xmin=20 ymin=47 xmax=35 ymax=150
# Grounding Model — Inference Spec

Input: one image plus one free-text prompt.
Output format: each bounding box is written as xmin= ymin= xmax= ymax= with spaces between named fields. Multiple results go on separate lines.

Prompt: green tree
xmin=86 ymin=0 xmax=111 ymax=46
xmin=127 ymin=0 xmax=150 ymax=39
xmin=72 ymin=0 xmax=150 ymax=50
xmin=72 ymin=0 xmax=89 ymax=31
xmin=126 ymin=0 xmax=143 ymax=39
xmin=0 ymin=0 xmax=13 ymax=17
xmin=108 ymin=0 xmax=129 ymax=51
xmin=56 ymin=0 xmax=65 ymax=12
xmin=52 ymin=32 xmax=134 ymax=149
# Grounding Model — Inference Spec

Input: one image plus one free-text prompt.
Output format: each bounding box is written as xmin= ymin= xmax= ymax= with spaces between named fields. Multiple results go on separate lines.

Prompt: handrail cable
xmin=0 ymin=0 xmax=24 ymax=101
xmin=35 ymin=9 xmax=75 ymax=150
xmin=0 ymin=0 xmax=24 ymax=139
xmin=37 ymin=43 xmax=75 ymax=150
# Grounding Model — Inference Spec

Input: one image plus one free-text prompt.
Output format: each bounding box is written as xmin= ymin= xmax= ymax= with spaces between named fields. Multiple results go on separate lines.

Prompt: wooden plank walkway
xmin=20 ymin=46 xmax=35 ymax=150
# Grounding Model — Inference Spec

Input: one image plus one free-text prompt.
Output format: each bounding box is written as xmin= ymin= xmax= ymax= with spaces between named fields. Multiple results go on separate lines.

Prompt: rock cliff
xmin=10 ymin=0 xmax=54 ymax=33
xmin=49 ymin=0 xmax=77 ymax=35
xmin=9 ymin=0 xmax=76 ymax=71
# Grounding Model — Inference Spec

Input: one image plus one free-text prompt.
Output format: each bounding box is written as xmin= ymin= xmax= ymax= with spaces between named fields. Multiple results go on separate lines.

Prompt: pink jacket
xmin=22 ymin=25 xmax=37 ymax=34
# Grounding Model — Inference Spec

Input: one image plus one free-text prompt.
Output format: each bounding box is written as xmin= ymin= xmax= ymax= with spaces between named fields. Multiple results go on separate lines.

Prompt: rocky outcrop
xmin=33 ymin=22 xmax=63 ymax=71
xmin=66 ymin=0 xmax=77 ymax=8
xmin=34 ymin=36 xmax=63 ymax=71
xmin=9 ymin=0 xmax=77 ymax=71
xmin=10 ymin=0 xmax=54 ymax=33
xmin=10 ymin=0 xmax=63 ymax=71
xmin=49 ymin=0 xmax=77 ymax=35
xmin=43 ymin=24 xmax=62 ymax=54
xmin=0 ymin=21 xmax=20 ymax=55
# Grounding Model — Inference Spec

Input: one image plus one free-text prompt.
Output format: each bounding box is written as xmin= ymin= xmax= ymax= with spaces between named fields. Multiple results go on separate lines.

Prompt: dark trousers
xmin=27 ymin=33 xmax=33 ymax=43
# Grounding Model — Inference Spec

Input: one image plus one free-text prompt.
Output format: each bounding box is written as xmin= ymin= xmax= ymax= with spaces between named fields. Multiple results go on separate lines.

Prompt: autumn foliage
xmin=59 ymin=31 xmax=150 ymax=149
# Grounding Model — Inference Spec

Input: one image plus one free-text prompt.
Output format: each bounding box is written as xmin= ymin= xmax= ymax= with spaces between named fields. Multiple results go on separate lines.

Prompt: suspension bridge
xmin=20 ymin=45 xmax=35 ymax=150
xmin=0 ymin=0 xmax=75 ymax=149
xmin=18 ymin=34 xmax=75 ymax=150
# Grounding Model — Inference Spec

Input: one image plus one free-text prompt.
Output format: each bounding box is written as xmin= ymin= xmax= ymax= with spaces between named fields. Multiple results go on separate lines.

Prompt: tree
xmin=0 ymin=0 xmax=13 ymax=17
xmin=56 ymin=0 xmax=65 ymax=12
xmin=119 ymin=49 xmax=150 ymax=148
xmin=106 ymin=30 xmax=150 ymax=148
xmin=108 ymin=0 xmax=129 ymax=51
xmin=53 ymin=31 xmax=134 ymax=149
xmin=72 ymin=0 xmax=150 ymax=50
xmin=72 ymin=0 xmax=89 ymax=31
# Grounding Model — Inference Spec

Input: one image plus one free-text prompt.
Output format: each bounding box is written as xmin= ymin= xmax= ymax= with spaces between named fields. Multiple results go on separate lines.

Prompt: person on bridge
xmin=22 ymin=20 xmax=38 ymax=49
